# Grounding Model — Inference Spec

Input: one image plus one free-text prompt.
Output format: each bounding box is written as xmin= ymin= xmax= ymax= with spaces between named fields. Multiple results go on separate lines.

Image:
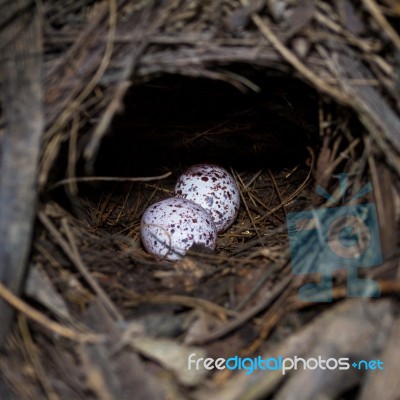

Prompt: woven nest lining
xmin=1 ymin=0 xmax=400 ymax=399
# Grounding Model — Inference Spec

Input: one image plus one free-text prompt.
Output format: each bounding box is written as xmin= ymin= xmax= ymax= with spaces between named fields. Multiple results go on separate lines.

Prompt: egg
xmin=140 ymin=197 xmax=217 ymax=261
xmin=174 ymin=164 xmax=240 ymax=232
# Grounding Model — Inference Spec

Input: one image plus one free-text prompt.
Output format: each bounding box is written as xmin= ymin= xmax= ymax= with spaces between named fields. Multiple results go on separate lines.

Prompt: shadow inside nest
xmin=94 ymin=73 xmax=318 ymax=176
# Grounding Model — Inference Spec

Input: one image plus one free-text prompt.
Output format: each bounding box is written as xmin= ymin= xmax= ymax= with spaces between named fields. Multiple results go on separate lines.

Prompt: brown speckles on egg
xmin=174 ymin=164 xmax=240 ymax=232
xmin=141 ymin=197 xmax=217 ymax=261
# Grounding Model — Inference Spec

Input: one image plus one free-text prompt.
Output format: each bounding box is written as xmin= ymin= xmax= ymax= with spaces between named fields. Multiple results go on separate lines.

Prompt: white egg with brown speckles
xmin=140 ymin=197 xmax=217 ymax=261
xmin=175 ymin=164 xmax=240 ymax=232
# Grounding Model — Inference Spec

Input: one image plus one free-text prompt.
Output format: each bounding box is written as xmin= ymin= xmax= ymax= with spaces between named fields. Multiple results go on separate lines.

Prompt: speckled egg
xmin=174 ymin=164 xmax=240 ymax=232
xmin=140 ymin=197 xmax=217 ymax=261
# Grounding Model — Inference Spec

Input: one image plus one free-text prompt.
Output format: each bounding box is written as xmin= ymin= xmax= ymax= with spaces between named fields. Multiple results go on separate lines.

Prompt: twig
xmin=245 ymin=286 xmax=289 ymax=354
xmin=0 ymin=281 xmax=102 ymax=343
xmin=235 ymin=258 xmax=287 ymax=311
xmin=83 ymin=80 xmax=131 ymax=164
xmin=244 ymin=169 xmax=263 ymax=189
xmin=18 ymin=315 xmax=61 ymax=400
xmin=123 ymin=292 xmax=239 ymax=318
xmin=319 ymin=138 xmax=361 ymax=183
xmin=232 ymin=169 xmax=263 ymax=242
xmin=187 ymin=273 xmax=293 ymax=345
xmin=247 ymin=10 xmax=352 ymax=106
xmin=49 ymin=171 xmax=172 ymax=191
xmin=38 ymin=212 xmax=122 ymax=322
xmin=268 ymin=169 xmax=286 ymax=217
xmin=258 ymin=148 xmax=315 ymax=223
xmin=62 ymin=218 xmax=122 ymax=321
xmin=67 ymin=113 xmax=80 ymax=195
xmin=45 ymin=0 xmax=117 ymax=140
xmin=361 ymin=0 xmax=400 ymax=49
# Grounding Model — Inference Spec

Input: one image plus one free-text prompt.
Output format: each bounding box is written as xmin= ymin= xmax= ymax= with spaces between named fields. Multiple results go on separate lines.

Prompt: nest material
xmin=1 ymin=0 xmax=400 ymax=399
xmin=40 ymin=0 xmax=400 ymax=181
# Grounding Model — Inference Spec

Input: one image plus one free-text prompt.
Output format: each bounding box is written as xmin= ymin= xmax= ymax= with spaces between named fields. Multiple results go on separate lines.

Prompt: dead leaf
xmin=130 ymin=336 xmax=208 ymax=387
xmin=26 ymin=265 xmax=71 ymax=321
xmin=286 ymin=0 xmax=316 ymax=38
xmin=336 ymin=0 xmax=366 ymax=35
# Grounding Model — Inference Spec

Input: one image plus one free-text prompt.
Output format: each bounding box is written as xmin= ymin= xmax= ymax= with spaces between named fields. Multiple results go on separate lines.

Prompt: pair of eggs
xmin=140 ymin=164 xmax=240 ymax=261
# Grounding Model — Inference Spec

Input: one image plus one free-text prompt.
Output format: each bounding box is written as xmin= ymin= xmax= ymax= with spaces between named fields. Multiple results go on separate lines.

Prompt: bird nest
xmin=1 ymin=0 xmax=400 ymax=399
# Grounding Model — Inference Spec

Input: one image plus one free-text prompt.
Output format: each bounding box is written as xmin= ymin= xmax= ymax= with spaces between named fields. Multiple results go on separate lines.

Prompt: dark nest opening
xmin=58 ymin=71 xmax=318 ymax=315
xmin=1 ymin=1 xmax=400 ymax=400
xmin=95 ymin=74 xmax=316 ymax=175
